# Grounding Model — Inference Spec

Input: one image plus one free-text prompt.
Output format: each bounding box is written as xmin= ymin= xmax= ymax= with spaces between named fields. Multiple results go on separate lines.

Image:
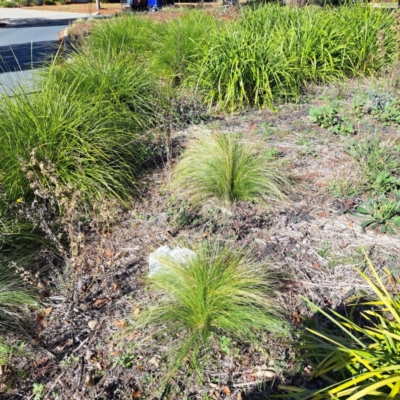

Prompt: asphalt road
xmin=0 ymin=9 xmax=86 ymax=94
xmin=0 ymin=25 xmax=65 ymax=72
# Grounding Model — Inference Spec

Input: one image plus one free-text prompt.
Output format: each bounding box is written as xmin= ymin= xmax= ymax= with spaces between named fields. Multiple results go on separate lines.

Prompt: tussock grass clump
xmin=151 ymin=11 xmax=217 ymax=83
xmin=0 ymin=75 xmax=144 ymax=206
xmin=49 ymin=51 xmax=163 ymax=132
xmin=191 ymin=5 xmax=395 ymax=110
xmin=82 ymin=14 xmax=155 ymax=59
xmin=282 ymin=255 xmax=400 ymax=399
xmin=169 ymin=131 xmax=292 ymax=205
xmin=134 ymin=242 xmax=285 ymax=379
xmin=0 ymin=266 xmax=37 ymax=329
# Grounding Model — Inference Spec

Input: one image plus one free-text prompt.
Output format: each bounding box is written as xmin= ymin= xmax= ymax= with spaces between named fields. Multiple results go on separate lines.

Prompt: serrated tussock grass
xmin=132 ymin=241 xmax=286 ymax=382
xmin=169 ymin=131 xmax=292 ymax=205
xmin=189 ymin=5 xmax=395 ymax=110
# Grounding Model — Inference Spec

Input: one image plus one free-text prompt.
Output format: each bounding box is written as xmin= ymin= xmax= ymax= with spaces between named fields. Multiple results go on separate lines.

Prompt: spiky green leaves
xmin=281 ymin=254 xmax=400 ymax=399
xmin=169 ymin=131 xmax=292 ymax=206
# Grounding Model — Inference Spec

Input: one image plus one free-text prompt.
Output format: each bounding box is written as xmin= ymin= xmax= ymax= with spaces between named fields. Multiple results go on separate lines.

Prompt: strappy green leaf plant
xmin=280 ymin=254 xmax=400 ymax=399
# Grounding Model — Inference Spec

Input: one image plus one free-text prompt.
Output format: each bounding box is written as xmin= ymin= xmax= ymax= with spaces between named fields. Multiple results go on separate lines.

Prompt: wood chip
xmin=85 ymin=374 xmax=94 ymax=387
xmin=114 ymin=319 xmax=127 ymax=329
xmin=93 ymin=297 xmax=109 ymax=307
xmin=41 ymin=307 xmax=53 ymax=317
xmin=149 ymin=356 xmax=160 ymax=368
xmin=88 ymin=320 xmax=98 ymax=330
xmin=222 ymin=385 xmax=231 ymax=395
xmin=251 ymin=365 xmax=276 ymax=380
xmin=104 ymin=249 xmax=114 ymax=259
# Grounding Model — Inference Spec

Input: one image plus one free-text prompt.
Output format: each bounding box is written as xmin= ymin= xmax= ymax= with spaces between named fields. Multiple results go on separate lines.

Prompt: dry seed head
xmin=377 ymin=29 xmax=386 ymax=62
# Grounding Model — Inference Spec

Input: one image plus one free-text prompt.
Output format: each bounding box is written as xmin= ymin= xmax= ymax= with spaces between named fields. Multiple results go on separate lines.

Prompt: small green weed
xmin=0 ymin=341 xmax=26 ymax=366
xmin=166 ymin=197 xmax=200 ymax=227
xmin=258 ymin=121 xmax=277 ymax=138
xmin=368 ymin=90 xmax=400 ymax=125
xmin=112 ymin=352 xmax=135 ymax=369
xmin=349 ymin=196 xmax=400 ymax=234
xmin=219 ymin=336 xmax=232 ymax=355
xmin=309 ymin=105 xmax=354 ymax=136
xmin=352 ymin=94 xmax=367 ymax=118
xmin=316 ymin=242 xmax=331 ymax=259
xmin=60 ymin=354 xmax=80 ymax=367
xmin=348 ymin=136 xmax=400 ymax=194
xmin=32 ymin=383 xmax=45 ymax=400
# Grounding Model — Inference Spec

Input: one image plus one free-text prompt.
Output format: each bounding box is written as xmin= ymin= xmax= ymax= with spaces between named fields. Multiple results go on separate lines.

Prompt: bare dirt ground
xmin=4 ymin=75 xmax=400 ymax=399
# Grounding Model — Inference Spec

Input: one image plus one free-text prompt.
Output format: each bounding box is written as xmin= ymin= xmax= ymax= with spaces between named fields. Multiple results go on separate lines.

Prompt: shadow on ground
xmin=1 ymin=17 xmax=83 ymax=28
xmin=0 ymin=40 xmax=59 ymax=72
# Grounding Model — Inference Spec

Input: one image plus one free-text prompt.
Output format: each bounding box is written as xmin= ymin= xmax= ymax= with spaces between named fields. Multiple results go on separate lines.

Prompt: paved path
xmin=0 ymin=8 xmax=87 ymax=94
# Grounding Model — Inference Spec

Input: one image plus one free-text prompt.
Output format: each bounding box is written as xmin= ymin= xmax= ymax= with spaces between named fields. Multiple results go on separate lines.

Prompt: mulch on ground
xmin=5 ymin=74 xmax=400 ymax=399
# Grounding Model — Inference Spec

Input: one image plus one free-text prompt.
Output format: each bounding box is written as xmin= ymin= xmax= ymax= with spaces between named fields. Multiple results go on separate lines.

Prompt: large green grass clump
xmin=135 ymin=242 xmax=285 ymax=378
xmin=150 ymin=11 xmax=218 ymax=83
xmin=169 ymin=131 xmax=292 ymax=205
xmin=81 ymin=14 xmax=156 ymax=59
xmin=191 ymin=5 xmax=395 ymax=110
xmin=0 ymin=74 xmax=145 ymax=206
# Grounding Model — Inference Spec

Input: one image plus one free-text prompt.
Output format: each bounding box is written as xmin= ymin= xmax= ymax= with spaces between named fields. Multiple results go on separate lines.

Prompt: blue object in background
xmin=148 ymin=0 xmax=162 ymax=11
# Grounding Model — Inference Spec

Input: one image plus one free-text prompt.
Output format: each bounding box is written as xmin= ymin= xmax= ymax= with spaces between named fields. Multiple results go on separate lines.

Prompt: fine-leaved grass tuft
xmin=169 ymin=131 xmax=292 ymax=205
xmin=0 ymin=72 xmax=145 ymax=206
xmin=0 ymin=265 xmax=37 ymax=329
xmin=132 ymin=241 xmax=286 ymax=382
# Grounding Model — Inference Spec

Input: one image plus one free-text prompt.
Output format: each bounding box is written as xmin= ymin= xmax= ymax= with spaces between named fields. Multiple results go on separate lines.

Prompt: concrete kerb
xmin=0 ymin=8 xmax=113 ymax=29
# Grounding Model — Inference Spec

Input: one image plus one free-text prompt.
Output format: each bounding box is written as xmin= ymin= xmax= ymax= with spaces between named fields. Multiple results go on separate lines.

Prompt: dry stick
xmin=43 ymin=369 xmax=68 ymax=400
xmin=72 ymin=336 xmax=89 ymax=354
xmin=231 ymin=379 xmax=271 ymax=388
